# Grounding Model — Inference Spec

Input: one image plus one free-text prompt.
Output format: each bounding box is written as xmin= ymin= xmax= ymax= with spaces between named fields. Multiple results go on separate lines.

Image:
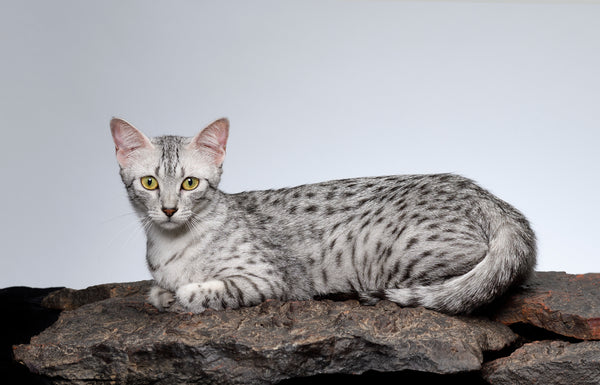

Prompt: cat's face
xmin=110 ymin=118 xmax=229 ymax=231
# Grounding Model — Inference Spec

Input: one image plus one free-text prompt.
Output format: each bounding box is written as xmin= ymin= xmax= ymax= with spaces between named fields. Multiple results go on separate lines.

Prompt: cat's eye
xmin=141 ymin=176 xmax=159 ymax=190
xmin=182 ymin=177 xmax=200 ymax=191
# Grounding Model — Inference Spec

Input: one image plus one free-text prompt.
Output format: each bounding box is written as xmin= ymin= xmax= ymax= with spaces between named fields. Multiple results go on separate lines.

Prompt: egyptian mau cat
xmin=110 ymin=117 xmax=536 ymax=315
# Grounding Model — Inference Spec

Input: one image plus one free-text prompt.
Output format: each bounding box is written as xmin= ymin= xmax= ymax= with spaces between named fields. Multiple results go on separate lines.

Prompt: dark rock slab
xmin=14 ymin=289 xmax=515 ymax=385
xmin=490 ymin=272 xmax=600 ymax=340
xmin=482 ymin=340 xmax=600 ymax=385
xmin=42 ymin=280 xmax=152 ymax=310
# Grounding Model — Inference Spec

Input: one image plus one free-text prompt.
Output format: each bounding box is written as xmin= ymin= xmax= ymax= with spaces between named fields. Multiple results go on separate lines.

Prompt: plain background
xmin=1 ymin=0 xmax=598 ymax=289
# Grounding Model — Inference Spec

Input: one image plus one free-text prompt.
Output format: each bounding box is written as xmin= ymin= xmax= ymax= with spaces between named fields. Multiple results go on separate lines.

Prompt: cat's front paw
xmin=148 ymin=285 xmax=175 ymax=311
xmin=176 ymin=280 xmax=227 ymax=313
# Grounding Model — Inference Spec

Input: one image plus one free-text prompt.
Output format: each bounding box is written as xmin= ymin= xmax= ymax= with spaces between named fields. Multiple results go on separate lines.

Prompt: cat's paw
xmin=176 ymin=280 xmax=227 ymax=313
xmin=148 ymin=285 xmax=175 ymax=311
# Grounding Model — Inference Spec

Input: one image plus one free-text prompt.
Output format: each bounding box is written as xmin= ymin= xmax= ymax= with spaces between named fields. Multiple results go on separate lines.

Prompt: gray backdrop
xmin=1 ymin=0 xmax=598 ymax=289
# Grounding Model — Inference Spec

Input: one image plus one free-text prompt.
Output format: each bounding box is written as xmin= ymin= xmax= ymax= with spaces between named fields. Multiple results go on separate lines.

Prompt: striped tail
xmin=384 ymin=206 xmax=536 ymax=314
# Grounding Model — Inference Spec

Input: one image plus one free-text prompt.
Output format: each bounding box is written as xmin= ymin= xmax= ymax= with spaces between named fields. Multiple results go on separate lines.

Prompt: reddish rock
xmin=490 ymin=272 xmax=600 ymax=340
xmin=482 ymin=340 xmax=600 ymax=385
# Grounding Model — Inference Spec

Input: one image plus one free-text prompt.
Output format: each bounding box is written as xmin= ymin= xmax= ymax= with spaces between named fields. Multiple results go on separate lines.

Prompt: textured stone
xmin=14 ymin=289 xmax=515 ymax=385
xmin=490 ymin=272 xmax=600 ymax=340
xmin=41 ymin=280 xmax=152 ymax=311
xmin=482 ymin=340 xmax=600 ymax=385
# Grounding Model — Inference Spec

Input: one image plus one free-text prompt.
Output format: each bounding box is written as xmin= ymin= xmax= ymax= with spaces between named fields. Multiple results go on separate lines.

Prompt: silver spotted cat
xmin=111 ymin=118 xmax=536 ymax=314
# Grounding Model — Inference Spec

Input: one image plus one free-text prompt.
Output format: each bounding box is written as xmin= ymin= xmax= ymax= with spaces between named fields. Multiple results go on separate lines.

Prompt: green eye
xmin=141 ymin=176 xmax=159 ymax=190
xmin=182 ymin=177 xmax=200 ymax=191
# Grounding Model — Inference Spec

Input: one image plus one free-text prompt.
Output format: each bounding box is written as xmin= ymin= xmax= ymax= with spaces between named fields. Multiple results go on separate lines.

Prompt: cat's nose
xmin=162 ymin=207 xmax=178 ymax=217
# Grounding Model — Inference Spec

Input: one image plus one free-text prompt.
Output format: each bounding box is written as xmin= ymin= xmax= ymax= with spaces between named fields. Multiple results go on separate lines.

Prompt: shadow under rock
xmin=0 ymin=286 xmax=63 ymax=385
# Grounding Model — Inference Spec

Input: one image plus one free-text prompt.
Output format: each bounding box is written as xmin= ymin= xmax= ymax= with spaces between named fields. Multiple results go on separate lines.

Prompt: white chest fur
xmin=146 ymin=228 xmax=199 ymax=291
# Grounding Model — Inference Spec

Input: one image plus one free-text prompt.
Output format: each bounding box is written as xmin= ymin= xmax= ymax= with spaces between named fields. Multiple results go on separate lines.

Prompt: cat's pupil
xmin=186 ymin=179 xmax=192 ymax=186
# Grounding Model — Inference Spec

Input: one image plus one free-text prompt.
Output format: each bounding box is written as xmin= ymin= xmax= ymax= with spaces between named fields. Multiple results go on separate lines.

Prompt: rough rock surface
xmin=11 ymin=272 xmax=600 ymax=384
xmin=14 ymin=286 xmax=515 ymax=385
xmin=482 ymin=340 xmax=600 ymax=385
xmin=41 ymin=280 xmax=151 ymax=311
xmin=490 ymin=272 xmax=600 ymax=340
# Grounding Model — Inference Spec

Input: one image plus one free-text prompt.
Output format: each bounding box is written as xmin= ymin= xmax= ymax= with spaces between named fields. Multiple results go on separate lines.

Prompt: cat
xmin=110 ymin=117 xmax=536 ymax=315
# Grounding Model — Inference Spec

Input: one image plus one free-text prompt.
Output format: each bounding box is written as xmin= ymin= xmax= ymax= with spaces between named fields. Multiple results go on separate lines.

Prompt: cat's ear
xmin=189 ymin=118 xmax=229 ymax=167
xmin=110 ymin=118 xmax=153 ymax=167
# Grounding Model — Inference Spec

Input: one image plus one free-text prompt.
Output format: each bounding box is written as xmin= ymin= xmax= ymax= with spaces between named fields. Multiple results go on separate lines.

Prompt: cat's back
xmin=223 ymin=173 xmax=524 ymax=255
xmin=227 ymin=173 xmax=506 ymax=222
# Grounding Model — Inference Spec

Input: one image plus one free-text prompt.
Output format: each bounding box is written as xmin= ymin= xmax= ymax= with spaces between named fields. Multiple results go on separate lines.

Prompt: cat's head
xmin=110 ymin=118 xmax=229 ymax=230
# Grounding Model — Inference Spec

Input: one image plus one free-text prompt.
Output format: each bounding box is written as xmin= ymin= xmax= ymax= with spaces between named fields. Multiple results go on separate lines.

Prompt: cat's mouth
xmin=160 ymin=220 xmax=182 ymax=230
xmin=151 ymin=215 xmax=186 ymax=230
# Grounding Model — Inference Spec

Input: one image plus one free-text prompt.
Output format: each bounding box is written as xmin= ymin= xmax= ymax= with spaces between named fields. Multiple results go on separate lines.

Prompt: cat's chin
xmin=156 ymin=220 xmax=186 ymax=231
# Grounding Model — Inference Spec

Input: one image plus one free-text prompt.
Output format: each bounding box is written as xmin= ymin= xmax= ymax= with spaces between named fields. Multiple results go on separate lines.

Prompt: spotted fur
xmin=111 ymin=118 xmax=536 ymax=315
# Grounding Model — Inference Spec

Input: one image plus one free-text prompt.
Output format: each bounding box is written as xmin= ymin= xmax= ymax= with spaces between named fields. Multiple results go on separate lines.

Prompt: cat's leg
xmin=176 ymin=276 xmax=273 ymax=313
xmin=148 ymin=285 xmax=176 ymax=311
xmin=176 ymin=280 xmax=227 ymax=313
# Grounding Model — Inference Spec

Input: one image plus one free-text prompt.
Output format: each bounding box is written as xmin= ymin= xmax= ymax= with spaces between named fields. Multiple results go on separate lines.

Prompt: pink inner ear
xmin=110 ymin=118 xmax=152 ymax=167
xmin=192 ymin=118 xmax=229 ymax=166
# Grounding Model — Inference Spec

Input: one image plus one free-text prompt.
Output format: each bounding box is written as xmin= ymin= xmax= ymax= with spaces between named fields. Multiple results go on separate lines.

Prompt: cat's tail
xmin=384 ymin=203 xmax=537 ymax=314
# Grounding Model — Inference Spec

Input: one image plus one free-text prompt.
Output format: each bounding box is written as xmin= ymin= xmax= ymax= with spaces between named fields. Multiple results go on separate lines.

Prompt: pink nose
xmin=162 ymin=207 xmax=178 ymax=217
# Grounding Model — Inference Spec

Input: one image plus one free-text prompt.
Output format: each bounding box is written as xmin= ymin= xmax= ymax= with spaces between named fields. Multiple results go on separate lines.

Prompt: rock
xmin=490 ymin=272 xmax=600 ymax=340
xmin=0 ymin=286 xmax=63 ymax=385
xmin=482 ymin=340 xmax=600 ymax=385
xmin=11 ymin=272 xmax=600 ymax=384
xmin=14 ymin=288 xmax=515 ymax=385
xmin=42 ymin=280 xmax=152 ymax=311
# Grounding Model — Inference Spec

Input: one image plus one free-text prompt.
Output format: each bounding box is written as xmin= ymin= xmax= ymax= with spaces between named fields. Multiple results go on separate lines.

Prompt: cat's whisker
xmin=183 ymin=215 xmax=201 ymax=238
xmin=189 ymin=217 xmax=204 ymax=238
xmin=104 ymin=216 xmax=147 ymax=251
xmin=100 ymin=211 xmax=139 ymax=225
xmin=140 ymin=216 xmax=154 ymax=233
